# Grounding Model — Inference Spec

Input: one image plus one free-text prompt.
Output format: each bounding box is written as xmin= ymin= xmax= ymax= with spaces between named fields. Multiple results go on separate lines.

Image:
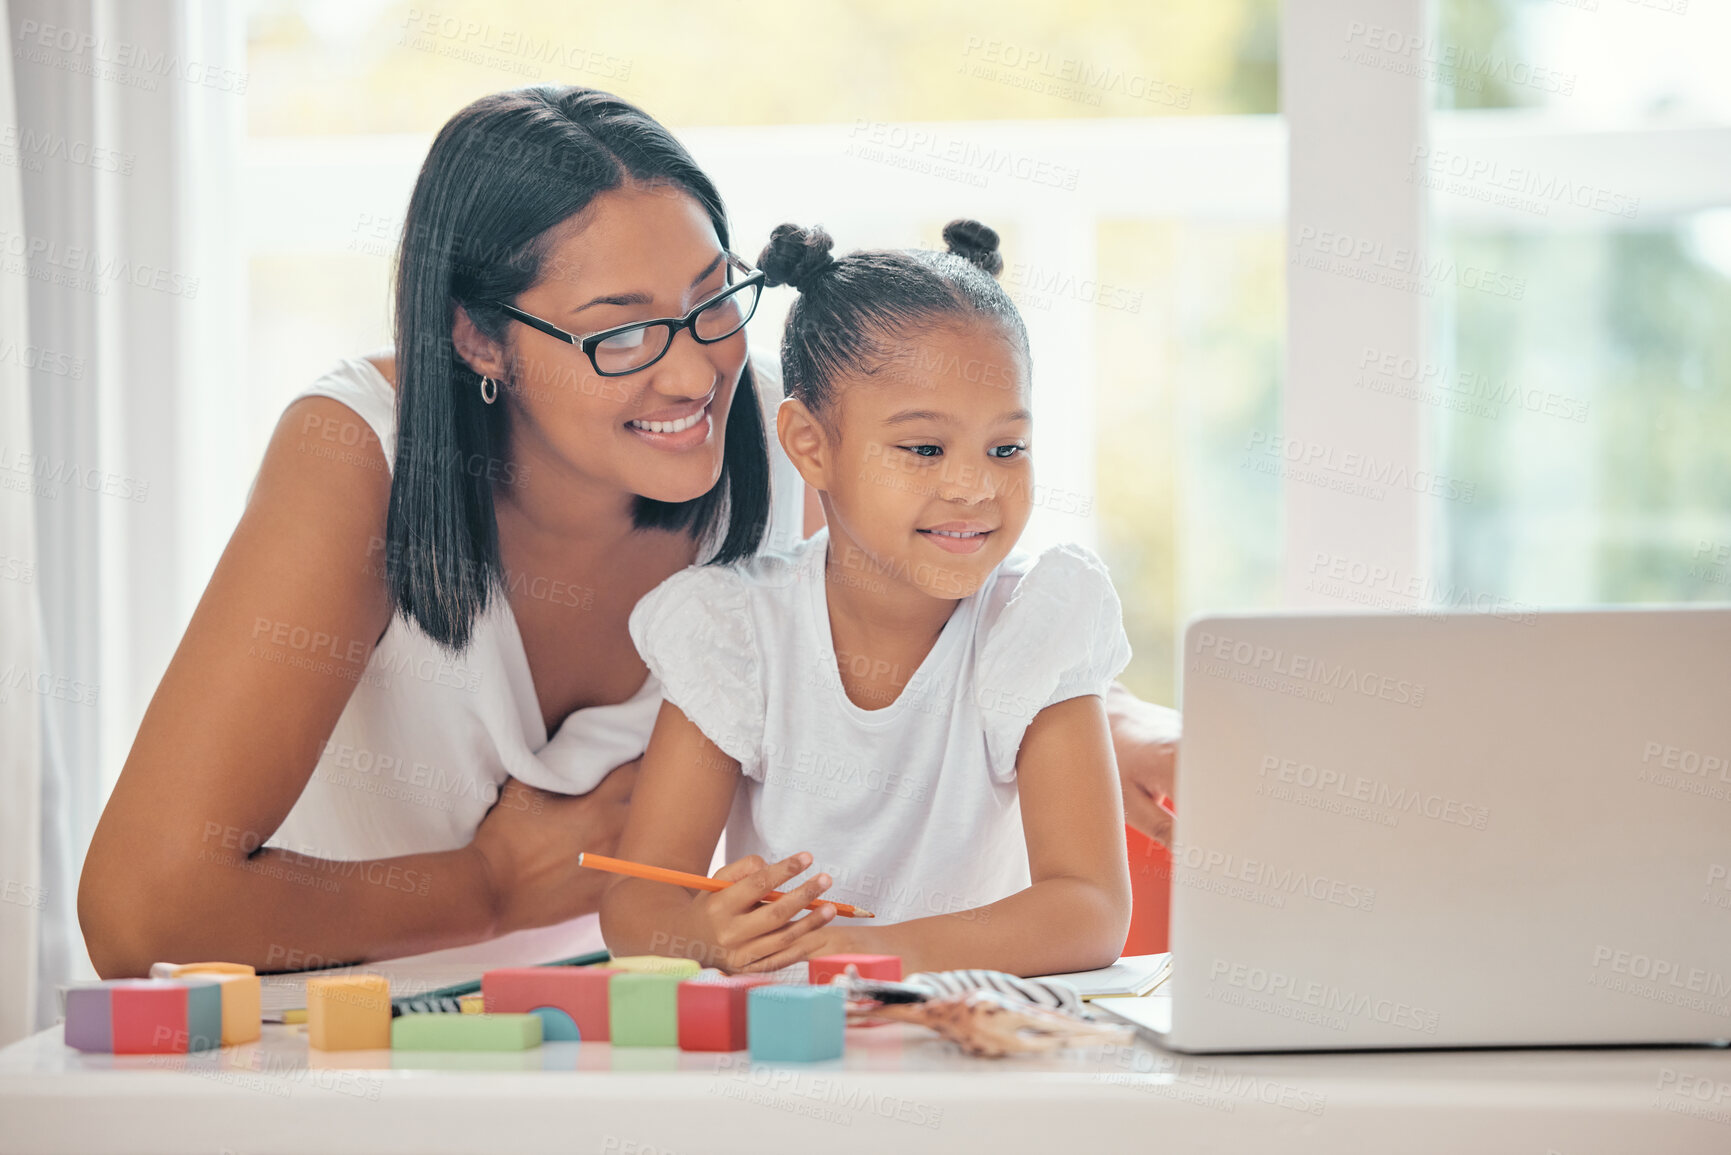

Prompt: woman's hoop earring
xmin=480 ymin=376 xmax=498 ymax=405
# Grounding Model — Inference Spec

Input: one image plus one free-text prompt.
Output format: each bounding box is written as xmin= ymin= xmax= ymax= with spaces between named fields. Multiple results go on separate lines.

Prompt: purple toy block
xmin=63 ymin=985 xmax=112 ymax=1053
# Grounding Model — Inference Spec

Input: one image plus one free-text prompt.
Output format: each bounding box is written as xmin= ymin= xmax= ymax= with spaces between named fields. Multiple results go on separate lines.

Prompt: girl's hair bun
xmin=757 ymin=223 xmax=836 ymax=292
xmin=942 ymin=218 xmax=1003 ymax=277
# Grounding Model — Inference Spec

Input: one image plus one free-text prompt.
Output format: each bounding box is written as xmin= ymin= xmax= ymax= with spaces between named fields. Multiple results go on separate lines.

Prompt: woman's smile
xmin=624 ymin=394 xmax=715 ymax=451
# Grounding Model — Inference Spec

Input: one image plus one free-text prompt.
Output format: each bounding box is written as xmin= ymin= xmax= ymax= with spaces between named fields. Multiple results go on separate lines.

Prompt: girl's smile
xmin=916 ymin=520 xmax=997 ymax=554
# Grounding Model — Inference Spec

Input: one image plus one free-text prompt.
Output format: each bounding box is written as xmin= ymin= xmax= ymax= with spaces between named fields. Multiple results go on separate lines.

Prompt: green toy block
xmin=608 ymin=973 xmax=683 ymax=1047
xmin=748 ymin=985 xmax=845 ymax=1062
xmin=605 ymin=955 xmax=702 ymax=977
xmin=391 ymin=1012 xmax=543 ymax=1051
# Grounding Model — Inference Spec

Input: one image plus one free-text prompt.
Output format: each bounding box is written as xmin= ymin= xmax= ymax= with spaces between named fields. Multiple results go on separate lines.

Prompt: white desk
xmin=4 ymin=993 xmax=1730 ymax=1154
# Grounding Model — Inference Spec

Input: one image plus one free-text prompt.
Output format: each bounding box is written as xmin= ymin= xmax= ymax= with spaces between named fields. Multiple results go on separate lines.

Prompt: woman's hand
xmin=1107 ymin=684 xmax=1181 ymax=846
xmin=667 ymin=852 xmax=840 ymax=974
xmin=469 ymin=760 xmax=640 ymax=937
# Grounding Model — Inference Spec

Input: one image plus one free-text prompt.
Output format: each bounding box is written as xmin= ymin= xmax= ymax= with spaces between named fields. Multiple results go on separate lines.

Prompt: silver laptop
xmin=1110 ymin=607 xmax=1731 ymax=1053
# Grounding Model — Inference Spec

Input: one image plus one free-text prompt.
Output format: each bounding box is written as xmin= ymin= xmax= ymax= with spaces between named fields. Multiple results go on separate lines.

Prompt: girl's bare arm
xmin=818 ymin=694 xmax=1132 ymax=976
xmin=599 ymin=701 xmax=836 ymax=971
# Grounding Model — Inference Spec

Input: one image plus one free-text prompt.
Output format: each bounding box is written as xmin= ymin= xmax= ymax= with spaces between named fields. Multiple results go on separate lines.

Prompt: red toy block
xmin=808 ymin=954 xmax=902 ymax=985
xmin=677 ymin=975 xmax=777 ymax=1052
xmin=482 ymin=967 xmax=619 ymax=1042
xmin=109 ymin=979 xmax=221 ymax=1054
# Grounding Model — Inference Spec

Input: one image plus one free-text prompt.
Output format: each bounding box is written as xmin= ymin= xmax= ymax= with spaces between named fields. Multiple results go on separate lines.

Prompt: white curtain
xmin=1 ymin=0 xmax=241 ymax=1044
xmin=0 ymin=0 xmax=50 ymax=1049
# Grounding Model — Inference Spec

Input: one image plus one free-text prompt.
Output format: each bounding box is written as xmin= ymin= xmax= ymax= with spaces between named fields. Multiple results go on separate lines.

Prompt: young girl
xmin=599 ymin=220 xmax=1133 ymax=978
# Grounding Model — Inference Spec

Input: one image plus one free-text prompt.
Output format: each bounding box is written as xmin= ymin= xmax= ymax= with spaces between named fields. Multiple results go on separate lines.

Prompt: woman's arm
xmin=77 ymin=397 xmax=622 ymax=976
xmin=78 ymin=397 xmax=500 ymax=975
xmin=1106 ymin=682 xmax=1181 ymax=845
xmin=809 ymin=694 xmax=1131 ymax=977
xmin=599 ymin=701 xmax=838 ymax=971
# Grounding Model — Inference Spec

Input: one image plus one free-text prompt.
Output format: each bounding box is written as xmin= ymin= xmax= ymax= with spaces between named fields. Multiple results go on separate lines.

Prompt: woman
xmin=77 ymin=86 xmax=1177 ymax=978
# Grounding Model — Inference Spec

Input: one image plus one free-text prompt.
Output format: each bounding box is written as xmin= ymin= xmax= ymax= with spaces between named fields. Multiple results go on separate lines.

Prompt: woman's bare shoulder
xmin=363 ymin=349 xmax=397 ymax=389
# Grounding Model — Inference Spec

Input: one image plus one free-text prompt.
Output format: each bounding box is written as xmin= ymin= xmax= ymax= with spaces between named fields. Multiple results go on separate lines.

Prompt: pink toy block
xmin=808 ymin=954 xmax=902 ymax=985
xmin=482 ymin=967 xmax=619 ymax=1042
xmin=109 ymin=979 xmax=222 ymax=1054
xmin=677 ymin=975 xmax=776 ymax=1052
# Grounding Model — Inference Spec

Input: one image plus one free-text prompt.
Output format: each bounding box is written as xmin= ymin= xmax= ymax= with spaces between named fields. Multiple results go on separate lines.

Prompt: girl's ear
xmin=775 ymin=396 xmax=836 ymax=491
xmin=451 ymin=304 xmax=510 ymax=380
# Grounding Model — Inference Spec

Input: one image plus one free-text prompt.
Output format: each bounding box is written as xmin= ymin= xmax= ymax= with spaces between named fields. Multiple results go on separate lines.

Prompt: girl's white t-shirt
xmin=626 ymin=524 xmax=1133 ymax=926
xmin=263 ymin=350 xmax=806 ymax=966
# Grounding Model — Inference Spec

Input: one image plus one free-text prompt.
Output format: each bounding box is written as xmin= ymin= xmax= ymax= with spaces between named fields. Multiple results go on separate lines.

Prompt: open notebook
xmin=259 ymin=951 xmax=610 ymax=1020
xmin=1032 ymin=953 xmax=1171 ymax=1000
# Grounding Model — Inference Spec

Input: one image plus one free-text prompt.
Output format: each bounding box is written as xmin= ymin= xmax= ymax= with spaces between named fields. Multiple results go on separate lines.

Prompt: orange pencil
xmin=578 ymin=852 xmax=876 ymax=919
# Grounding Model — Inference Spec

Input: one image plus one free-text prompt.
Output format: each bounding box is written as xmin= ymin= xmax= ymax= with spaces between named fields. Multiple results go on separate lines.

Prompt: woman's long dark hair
xmin=388 ymin=86 xmax=770 ymax=652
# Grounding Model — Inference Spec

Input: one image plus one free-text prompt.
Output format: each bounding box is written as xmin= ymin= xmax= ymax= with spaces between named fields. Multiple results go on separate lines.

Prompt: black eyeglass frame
xmin=484 ymin=252 xmax=766 ymax=378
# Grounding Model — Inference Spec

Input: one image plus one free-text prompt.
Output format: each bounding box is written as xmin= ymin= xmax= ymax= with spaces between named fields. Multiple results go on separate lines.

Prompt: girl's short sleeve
xmin=975 ymin=544 xmax=1133 ymax=782
xmin=627 ymin=564 xmax=766 ymax=779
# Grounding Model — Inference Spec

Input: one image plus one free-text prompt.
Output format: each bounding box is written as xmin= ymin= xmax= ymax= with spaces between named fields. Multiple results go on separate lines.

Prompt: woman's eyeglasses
xmin=486 ymin=252 xmax=765 ymax=378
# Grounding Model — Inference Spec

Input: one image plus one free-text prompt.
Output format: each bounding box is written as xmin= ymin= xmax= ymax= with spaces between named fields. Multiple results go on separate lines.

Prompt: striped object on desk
xmin=903 ymin=970 xmax=1085 ymax=1015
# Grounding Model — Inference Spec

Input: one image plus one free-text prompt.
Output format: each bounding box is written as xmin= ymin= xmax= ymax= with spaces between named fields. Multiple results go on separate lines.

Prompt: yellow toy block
xmin=168 ymin=962 xmax=255 ymax=977
xmin=459 ymin=994 xmax=485 ymax=1015
xmin=306 ymin=975 xmax=391 ymax=1050
xmin=604 ymin=956 xmax=701 ymax=978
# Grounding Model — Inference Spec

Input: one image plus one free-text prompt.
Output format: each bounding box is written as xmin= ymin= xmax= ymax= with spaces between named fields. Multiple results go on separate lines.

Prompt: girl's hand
xmin=674 ymin=852 xmax=840 ymax=973
xmin=470 ymin=759 xmax=640 ymax=936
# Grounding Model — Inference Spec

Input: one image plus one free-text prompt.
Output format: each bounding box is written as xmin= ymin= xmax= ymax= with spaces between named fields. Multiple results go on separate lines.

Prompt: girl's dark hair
xmin=755 ymin=218 xmax=1028 ymax=431
xmin=389 ymin=86 xmax=769 ymax=651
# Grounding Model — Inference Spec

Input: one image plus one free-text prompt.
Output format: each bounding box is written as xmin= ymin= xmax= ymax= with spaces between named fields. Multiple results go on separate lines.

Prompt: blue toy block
xmin=748 ymin=985 xmax=845 ymax=1062
xmin=183 ymin=980 xmax=225 ymax=1052
xmin=528 ymin=1006 xmax=581 ymax=1041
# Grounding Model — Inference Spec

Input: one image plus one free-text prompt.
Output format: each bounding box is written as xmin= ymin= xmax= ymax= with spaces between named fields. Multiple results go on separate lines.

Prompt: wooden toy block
xmin=109 ymin=979 xmax=222 ymax=1054
xmin=62 ymin=985 xmax=112 ymax=1053
xmin=808 ymin=954 xmax=902 ymax=985
xmin=677 ymin=975 xmax=776 ymax=1052
xmin=526 ymin=1007 xmax=580 ymax=1040
xmin=306 ymin=975 xmax=391 ymax=1051
xmin=609 ymin=973 xmax=684 ymax=1047
xmin=605 ymin=955 xmax=702 ymax=977
xmin=181 ymin=978 xmax=229 ymax=1051
xmin=748 ymin=985 xmax=845 ymax=1062
xmin=165 ymin=961 xmax=255 ymax=977
xmin=458 ymin=994 xmax=485 ymax=1014
xmin=391 ymin=1012 xmax=542 ymax=1051
xmin=482 ymin=966 xmax=619 ymax=1041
